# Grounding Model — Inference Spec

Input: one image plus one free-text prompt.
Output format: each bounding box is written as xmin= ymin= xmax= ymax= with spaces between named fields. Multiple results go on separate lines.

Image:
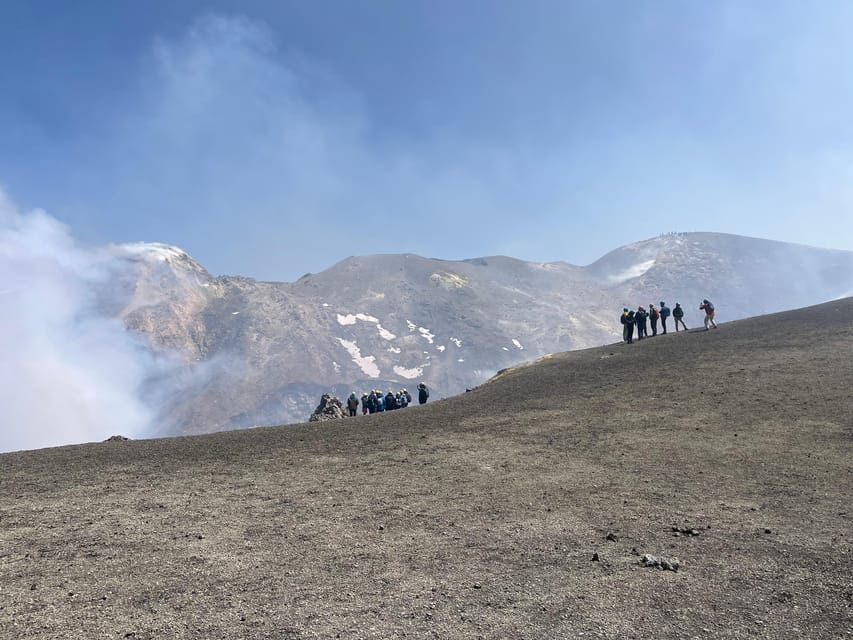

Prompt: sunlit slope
xmin=1 ymin=297 xmax=850 ymax=638
xmin=120 ymin=232 xmax=853 ymax=434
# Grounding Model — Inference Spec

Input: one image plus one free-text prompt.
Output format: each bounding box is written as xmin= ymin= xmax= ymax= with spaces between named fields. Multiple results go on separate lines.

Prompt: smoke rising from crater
xmin=0 ymin=190 xmax=169 ymax=452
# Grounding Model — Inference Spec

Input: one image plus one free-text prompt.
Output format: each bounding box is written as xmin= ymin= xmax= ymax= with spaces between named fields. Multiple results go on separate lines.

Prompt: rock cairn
xmin=309 ymin=394 xmax=346 ymax=422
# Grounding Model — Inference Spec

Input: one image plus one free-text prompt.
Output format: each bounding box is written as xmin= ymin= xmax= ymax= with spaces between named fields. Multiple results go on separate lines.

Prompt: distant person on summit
xmin=417 ymin=382 xmax=430 ymax=405
xmin=648 ymin=303 xmax=660 ymax=336
xmin=361 ymin=392 xmax=370 ymax=415
xmin=699 ymin=299 xmax=718 ymax=330
xmin=672 ymin=303 xmax=688 ymax=332
xmin=620 ymin=308 xmax=631 ymax=343
xmin=658 ymin=302 xmax=670 ymax=334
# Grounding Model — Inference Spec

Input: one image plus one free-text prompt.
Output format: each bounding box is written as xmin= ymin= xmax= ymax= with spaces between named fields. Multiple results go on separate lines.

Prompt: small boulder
xmin=641 ymin=554 xmax=680 ymax=571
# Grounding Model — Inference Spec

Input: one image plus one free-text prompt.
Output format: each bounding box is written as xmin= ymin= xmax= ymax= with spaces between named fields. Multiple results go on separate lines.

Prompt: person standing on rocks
xmin=673 ymin=303 xmax=688 ymax=332
xmin=649 ymin=303 xmax=660 ymax=336
xmin=417 ymin=382 xmax=430 ymax=404
xmin=635 ymin=306 xmax=648 ymax=340
xmin=346 ymin=392 xmax=359 ymax=417
xmin=659 ymin=302 xmax=670 ymax=334
xmin=699 ymin=299 xmax=718 ymax=330
xmin=620 ymin=307 xmax=631 ymax=343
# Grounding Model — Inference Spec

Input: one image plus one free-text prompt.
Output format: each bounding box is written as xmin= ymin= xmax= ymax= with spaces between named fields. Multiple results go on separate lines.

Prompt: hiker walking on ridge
xmin=659 ymin=302 xmax=670 ymax=334
xmin=649 ymin=303 xmax=660 ymax=336
xmin=699 ymin=299 xmax=718 ymax=330
xmin=346 ymin=392 xmax=359 ymax=417
xmin=635 ymin=306 xmax=649 ymax=340
xmin=417 ymin=382 xmax=430 ymax=404
xmin=672 ymin=303 xmax=688 ymax=332
xmin=620 ymin=308 xmax=631 ymax=343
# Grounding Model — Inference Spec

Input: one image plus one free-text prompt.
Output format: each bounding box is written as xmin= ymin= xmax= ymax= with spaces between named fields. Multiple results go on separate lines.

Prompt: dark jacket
xmin=418 ymin=383 xmax=430 ymax=404
xmin=634 ymin=309 xmax=648 ymax=325
xmin=673 ymin=304 xmax=684 ymax=318
xmin=385 ymin=393 xmax=397 ymax=410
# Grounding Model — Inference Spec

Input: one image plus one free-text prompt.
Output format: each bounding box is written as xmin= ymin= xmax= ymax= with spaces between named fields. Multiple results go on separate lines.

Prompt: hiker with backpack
xmin=635 ymin=306 xmax=649 ymax=340
xmin=699 ymin=299 xmax=717 ymax=330
xmin=648 ymin=304 xmax=660 ymax=336
xmin=346 ymin=392 xmax=359 ymax=417
xmin=417 ymin=382 xmax=430 ymax=404
xmin=659 ymin=302 xmax=670 ymax=334
xmin=385 ymin=390 xmax=398 ymax=410
xmin=361 ymin=392 xmax=370 ymax=415
xmin=672 ymin=303 xmax=688 ymax=332
xmin=397 ymin=389 xmax=409 ymax=408
xmin=375 ymin=391 xmax=386 ymax=412
xmin=620 ymin=308 xmax=631 ymax=343
xmin=624 ymin=310 xmax=635 ymax=344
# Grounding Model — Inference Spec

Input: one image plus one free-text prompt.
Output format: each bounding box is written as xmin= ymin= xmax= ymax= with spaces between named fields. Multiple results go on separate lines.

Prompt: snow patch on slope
xmin=337 ymin=312 xmax=379 ymax=326
xmin=418 ymin=327 xmax=435 ymax=343
xmin=394 ymin=365 xmax=424 ymax=379
xmin=377 ymin=324 xmax=396 ymax=340
xmin=512 ymin=339 xmax=523 ymax=350
xmin=337 ymin=338 xmax=380 ymax=378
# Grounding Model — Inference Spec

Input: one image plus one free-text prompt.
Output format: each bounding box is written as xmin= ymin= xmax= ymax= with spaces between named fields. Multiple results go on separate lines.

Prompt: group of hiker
xmin=346 ymin=382 xmax=430 ymax=416
xmin=620 ymin=299 xmax=717 ymax=344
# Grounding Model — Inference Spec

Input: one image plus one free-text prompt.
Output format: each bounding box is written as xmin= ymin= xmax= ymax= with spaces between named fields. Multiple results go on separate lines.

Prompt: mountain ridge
xmin=111 ymin=232 xmax=853 ymax=436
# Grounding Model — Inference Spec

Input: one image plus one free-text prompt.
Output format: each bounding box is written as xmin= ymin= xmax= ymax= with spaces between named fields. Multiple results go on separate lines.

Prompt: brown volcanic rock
xmin=1 ymin=297 xmax=851 ymax=639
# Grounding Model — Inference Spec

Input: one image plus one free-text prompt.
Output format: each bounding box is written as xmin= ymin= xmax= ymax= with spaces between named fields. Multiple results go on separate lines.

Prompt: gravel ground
xmin=1 ymin=298 xmax=851 ymax=639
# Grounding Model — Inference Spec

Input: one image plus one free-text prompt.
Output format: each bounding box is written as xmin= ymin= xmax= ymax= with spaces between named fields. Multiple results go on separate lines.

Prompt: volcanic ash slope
xmin=1 ymin=298 xmax=850 ymax=639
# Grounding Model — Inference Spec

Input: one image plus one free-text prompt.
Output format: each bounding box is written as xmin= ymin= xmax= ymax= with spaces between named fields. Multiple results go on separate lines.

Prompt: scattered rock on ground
xmin=104 ymin=435 xmax=130 ymax=442
xmin=309 ymin=394 xmax=346 ymax=422
xmin=672 ymin=526 xmax=701 ymax=537
xmin=641 ymin=554 xmax=680 ymax=571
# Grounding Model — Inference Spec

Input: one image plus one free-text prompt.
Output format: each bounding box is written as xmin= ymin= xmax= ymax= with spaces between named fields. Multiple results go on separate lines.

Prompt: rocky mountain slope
xmin=111 ymin=232 xmax=853 ymax=435
xmin=2 ymin=297 xmax=851 ymax=638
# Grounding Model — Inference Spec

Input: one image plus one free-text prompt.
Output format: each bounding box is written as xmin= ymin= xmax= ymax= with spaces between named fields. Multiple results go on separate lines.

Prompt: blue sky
xmin=1 ymin=1 xmax=852 ymax=280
